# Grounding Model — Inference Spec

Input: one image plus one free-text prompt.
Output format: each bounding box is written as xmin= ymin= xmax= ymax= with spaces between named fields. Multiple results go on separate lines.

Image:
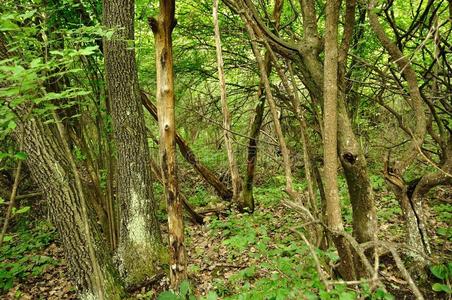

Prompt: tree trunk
xmin=149 ymin=0 xmax=187 ymax=288
xmin=243 ymin=17 xmax=295 ymax=196
xmin=241 ymin=0 xmax=283 ymax=212
xmin=149 ymin=151 xmax=205 ymax=225
xmin=337 ymin=97 xmax=377 ymax=244
xmin=232 ymin=0 xmax=377 ymax=251
xmin=103 ymin=0 xmax=163 ymax=285
xmin=213 ymin=0 xmax=243 ymax=208
xmin=19 ymin=117 xmax=123 ymax=299
xmin=1 ymin=32 xmax=123 ymax=300
xmin=368 ymin=0 xmax=428 ymax=256
xmin=323 ymin=0 xmax=356 ymax=280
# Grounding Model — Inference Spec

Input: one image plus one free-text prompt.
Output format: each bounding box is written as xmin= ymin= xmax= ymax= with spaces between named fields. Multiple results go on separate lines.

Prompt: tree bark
xmin=368 ymin=0 xmax=428 ymax=256
xmin=1 ymin=33 xmax=123 ymax=300
xmin=243 ymin=15 xmax=295 ymax=196
xmin=19 ymin=117 xmax=123 ymax=299
xmin=241 ymin=0 xmax=284 ymax=212
xmin=149 ymin=0 xmax=187 ymax=288
xmin=103 ymin=0 xmax=163 ymax=285
xmin=323 ymin=0 xmax=356 ymax=280
xmin=234 ymin=0 xmax=377 ymax=257
xmin=213 ymin=0 xmax=243 ymax=208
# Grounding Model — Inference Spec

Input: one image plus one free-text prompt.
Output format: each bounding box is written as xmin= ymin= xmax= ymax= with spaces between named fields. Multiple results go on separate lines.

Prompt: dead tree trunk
xmin=149 ymin=0 xmax=187 ymax=288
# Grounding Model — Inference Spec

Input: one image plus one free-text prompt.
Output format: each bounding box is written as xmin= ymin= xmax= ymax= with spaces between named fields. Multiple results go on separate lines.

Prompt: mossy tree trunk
xmin=103 ymin=0 xmax=164 ymax=285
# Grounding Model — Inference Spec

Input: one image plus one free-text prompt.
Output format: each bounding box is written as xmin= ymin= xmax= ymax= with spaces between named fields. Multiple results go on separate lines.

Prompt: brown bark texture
xmin=149 ymin=0 xmax=187 ymax=288
xmin=103 ymin=0 xmax=163 ymax=285
xmin=323 ymin=0 xmax=356 ymax=280
xmin=213 ymin=0 xmax=243 ymax=208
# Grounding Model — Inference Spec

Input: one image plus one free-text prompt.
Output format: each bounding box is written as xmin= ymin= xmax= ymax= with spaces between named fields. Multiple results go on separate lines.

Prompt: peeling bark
xmin=149 ymin=0 xmax=187 ymax=288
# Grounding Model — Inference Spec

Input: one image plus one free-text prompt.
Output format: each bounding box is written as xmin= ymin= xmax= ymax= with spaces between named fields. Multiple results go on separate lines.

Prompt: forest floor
xmin=1 ymin=183 xmax=451 ymax=299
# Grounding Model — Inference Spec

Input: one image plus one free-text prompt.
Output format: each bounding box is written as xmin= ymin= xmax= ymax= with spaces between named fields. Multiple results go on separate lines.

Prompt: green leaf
xmin=19 ymin=9 xmax=36 ymax=20
xmin=2 ymin=235 xmax=13 ymax=242
xmin=14 ymin=152 xmax=27 ymax=160
xmin=14 ymin=206 xmax=30 ymax=214
xmin=179 ymin=280 xmax=190 ymax=297
xmin=78 ymin=46 xmax=99 ymax=56
xmin=7 ymin=120 xmax=16 ymax=130
xmin=339 ymin=291 xmax=356 ymax=300
xmin=206 ymin=291 xmax=218 ymax=300
xmin=430 ymin=264 xmax=449 ymax=280
xmin=157 ymin=291 xmax=180 ymax=300
xmin=432 ymin=283 xmax=451 ymax=293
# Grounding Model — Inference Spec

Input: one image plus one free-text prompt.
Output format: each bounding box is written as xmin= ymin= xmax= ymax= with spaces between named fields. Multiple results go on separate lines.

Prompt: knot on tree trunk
xmin=342 ymin=152 xmax=357 ymax=164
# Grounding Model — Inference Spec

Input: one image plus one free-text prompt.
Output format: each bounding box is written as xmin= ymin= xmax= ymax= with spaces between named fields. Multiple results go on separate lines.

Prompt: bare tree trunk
xmin=103 ymin=0 xmax=163 ymax=285
xmin=323 ymin=0 xmax=356 ymax=280
xmin=243 ymin=17 xmax=295 ymax=196
xmin=287 ymin=63 xmax=317 ymax=214
xmin=337 ymin=0 xmax=377 ymax=247
xmin=368 ymin=0 xmax=428 ymax=256
xmin=213 ymin=0 xmax=243 ymax=208
xmin=141 ymin=92 xmax=233 ymax=201
xmin=149 ymin=0 xmax=186 ymax=288
xmin=241 ymin=0 xmax=284 ymax=212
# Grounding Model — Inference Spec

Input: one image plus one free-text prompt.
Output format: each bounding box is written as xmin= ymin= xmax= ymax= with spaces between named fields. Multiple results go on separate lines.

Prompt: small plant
xmin=0 ymin=220 xmax=57 ymax=291
xmin=430 ymin=262 xmax=452 ymax=295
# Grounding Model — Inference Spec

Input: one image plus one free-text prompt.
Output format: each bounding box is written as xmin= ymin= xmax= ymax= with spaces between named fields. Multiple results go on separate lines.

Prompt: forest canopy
xmin=0 ymin=0 xmax=451 ymax=299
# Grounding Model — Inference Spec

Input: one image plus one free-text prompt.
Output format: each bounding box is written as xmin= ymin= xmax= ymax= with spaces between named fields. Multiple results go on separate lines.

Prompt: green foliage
xmin=157 ymin=280 xmax=198 ymax=300
xmin=0 ymin=220 xmax=57 ymax=291
xmin=430 ymin=263 xmax=452 ymax=294
xmin=433 ymin=204 xmax=452 ymax=223
xmin=206 ymin=199 xmax=393 ymax=299
xmin=188 ymin=187 xmax=214 ymax=207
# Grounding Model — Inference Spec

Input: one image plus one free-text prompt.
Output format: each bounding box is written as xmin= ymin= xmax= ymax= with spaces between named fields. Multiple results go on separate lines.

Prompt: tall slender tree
xmin=149 ymin=0 xmax=187 ymax=288
xmin=213 ymin=0 xmax=243 ymax=208
xmin=323 ymin=0 xmax=356 ymax=280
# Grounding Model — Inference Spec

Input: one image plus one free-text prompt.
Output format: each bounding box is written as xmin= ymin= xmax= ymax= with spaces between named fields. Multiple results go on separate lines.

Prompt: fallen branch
xmin=149 ymin=157 xmax=204 ymax=225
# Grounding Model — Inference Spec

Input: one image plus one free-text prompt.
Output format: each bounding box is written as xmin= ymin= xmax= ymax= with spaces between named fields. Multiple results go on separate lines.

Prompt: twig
xmin=289 ymin=227 xmax=330 ymax=291
xmin=284 ymin=200 xmax=385 ymax=290
xmin=0 ymin=125 xmax=25 ymax=248
xmin=15 ymin=192 xmax=42 ymax=200
xmin=388 ymin=246 xmax=424 ymax=300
